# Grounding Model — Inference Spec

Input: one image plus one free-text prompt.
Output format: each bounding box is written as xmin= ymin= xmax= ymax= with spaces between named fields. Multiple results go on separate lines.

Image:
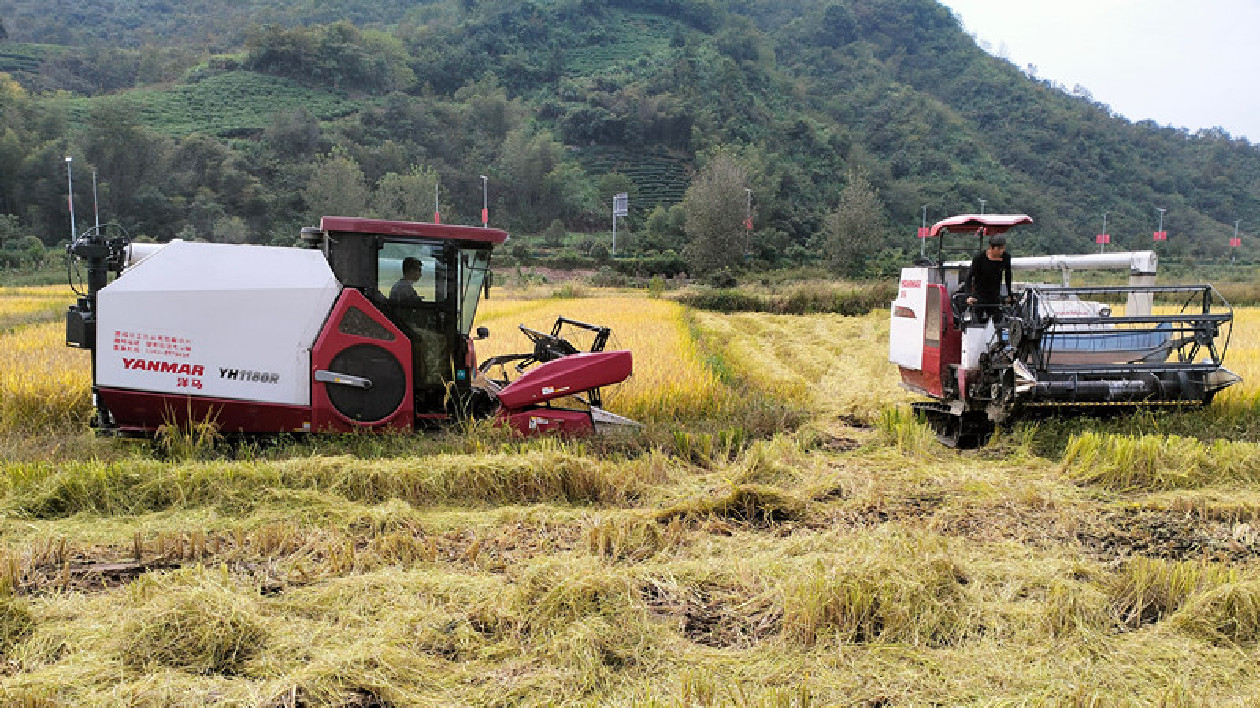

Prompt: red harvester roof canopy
xmin=320 ymin=216 xmax=509 ymax=245
xmin=928 ymin=213 xmax=1033 ymax=239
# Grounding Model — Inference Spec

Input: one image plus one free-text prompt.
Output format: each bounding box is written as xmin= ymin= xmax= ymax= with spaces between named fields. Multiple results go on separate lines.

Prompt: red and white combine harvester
xmin=890 ymin=213 xmax=1240 ymax=447
xmin=65 ymin=218 xmax=636 ymax=437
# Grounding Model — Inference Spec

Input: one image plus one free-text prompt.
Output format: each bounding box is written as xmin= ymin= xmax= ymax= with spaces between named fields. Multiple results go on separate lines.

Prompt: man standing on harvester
xmin=965 ymin=233 xmax=1013 ymax=323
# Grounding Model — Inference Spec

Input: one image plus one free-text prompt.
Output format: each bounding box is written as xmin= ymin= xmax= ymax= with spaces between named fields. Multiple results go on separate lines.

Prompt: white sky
xmin=938 ymin=0 xmax=1260 ymax=144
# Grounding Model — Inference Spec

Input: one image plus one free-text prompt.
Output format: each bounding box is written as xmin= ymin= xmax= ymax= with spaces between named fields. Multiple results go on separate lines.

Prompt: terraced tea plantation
xmin=3 ymin=284 xmax=1260 ymax=705
xmin=575 ymin=146 xmax=692 ymax=212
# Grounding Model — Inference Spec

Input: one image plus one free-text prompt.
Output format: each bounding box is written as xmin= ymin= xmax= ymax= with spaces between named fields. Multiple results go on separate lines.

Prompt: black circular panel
xmin=325 ymin=344 xmax=406 ymax=423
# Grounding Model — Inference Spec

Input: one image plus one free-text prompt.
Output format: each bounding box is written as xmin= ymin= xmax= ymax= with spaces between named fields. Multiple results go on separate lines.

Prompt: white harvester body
xmin=96 ymin=241 xmax=341 ymax=407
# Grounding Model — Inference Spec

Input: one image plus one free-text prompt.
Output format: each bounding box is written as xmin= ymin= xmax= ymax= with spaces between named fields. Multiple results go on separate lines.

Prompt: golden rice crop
xmin=691 ymin=309 xmax=915 ymax=421
xmin=476 ymin=296 xmax=733 ymax=421
xmin=1063 ymin=431 xmax=1260 ymax=490
xmin=0 ymin=321 xmax=92 ymax=433
xmin=0 ymin=286 xmax=73 ymax=331
xmin=1215 ymin=306 xmax=1260 ymax=408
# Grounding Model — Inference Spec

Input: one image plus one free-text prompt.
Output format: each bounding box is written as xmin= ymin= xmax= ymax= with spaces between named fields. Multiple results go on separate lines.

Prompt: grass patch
xmin=676 ymin=281 xmax=896 ymax=316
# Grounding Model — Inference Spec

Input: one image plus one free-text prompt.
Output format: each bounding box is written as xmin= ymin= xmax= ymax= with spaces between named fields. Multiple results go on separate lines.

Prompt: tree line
xmin=0 ymin=0 xmax=1257 ymax=279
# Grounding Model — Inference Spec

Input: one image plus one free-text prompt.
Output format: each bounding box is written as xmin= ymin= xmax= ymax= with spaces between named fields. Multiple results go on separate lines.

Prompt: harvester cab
xmin=890 ymin=213 xmax=1240 ymax=448
xmin=65 ymin=217 xmax=635 ymax=437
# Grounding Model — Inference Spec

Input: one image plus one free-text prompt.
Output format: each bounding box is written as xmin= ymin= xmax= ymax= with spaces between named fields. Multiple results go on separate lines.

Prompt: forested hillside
xmin=0 ymin=0 xmax=1256 ymax=274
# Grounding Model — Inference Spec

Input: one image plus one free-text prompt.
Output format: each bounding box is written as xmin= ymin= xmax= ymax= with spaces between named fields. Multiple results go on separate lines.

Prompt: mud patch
xmin=1079 ymin=508 xmax=1260 ymax=562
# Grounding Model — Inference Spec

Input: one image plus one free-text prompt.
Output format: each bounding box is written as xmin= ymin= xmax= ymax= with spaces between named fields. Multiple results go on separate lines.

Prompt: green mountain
xmin=0 ymin=0 xmax=1255 ymax=271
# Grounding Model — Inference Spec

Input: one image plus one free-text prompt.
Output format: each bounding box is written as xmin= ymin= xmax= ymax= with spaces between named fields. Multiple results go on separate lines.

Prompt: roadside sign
xmin=613 ymin=193 xmax=628 ymax=217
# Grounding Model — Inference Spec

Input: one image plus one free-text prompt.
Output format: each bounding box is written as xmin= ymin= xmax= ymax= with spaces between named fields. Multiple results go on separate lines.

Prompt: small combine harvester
xmin=889 ymin=213 xmax=1240 ymax=447
xmin=65 ymin=217 xmax=636 ymax=436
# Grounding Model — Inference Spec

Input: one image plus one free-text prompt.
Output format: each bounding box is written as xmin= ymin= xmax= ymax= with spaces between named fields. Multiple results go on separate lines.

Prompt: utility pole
xmin=920 ymin=204 xmax=928 ymax=258
xmin=65 ymin=156 xmax=76 ymax=241
xmin=434 ymin=181 xmax=440 ymax=224
xmin=479 ymin=175 xmax=488 ymax=228
xmin=1155 ymin=207 xmax=1166 ymax=246
xmin=978 ymin=198 xmax=986 ymax=215
xmin=92 ymin=169 xmax=100 ymax=231
xmin=1099 ymin=211 xmax=1108 ymax=253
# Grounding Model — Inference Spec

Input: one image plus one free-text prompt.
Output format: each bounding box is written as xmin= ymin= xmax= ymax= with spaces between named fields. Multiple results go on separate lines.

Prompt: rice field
xmin=3 ymin=285 xmax=1260 ymax=705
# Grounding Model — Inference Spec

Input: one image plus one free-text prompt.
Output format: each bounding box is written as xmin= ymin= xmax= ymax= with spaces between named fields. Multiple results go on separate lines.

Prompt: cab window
xmin=378 ymin=242 xmax=446 ymax=304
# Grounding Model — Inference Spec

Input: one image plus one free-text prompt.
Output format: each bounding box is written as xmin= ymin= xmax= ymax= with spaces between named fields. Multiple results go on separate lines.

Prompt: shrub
xmin=675 ymin=288 xmax=768 ymax=313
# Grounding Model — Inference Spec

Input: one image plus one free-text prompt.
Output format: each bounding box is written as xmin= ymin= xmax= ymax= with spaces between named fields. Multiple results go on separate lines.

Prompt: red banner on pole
xmin=745 ymin=217 xmax=753 ymax=230
xmin=481 ymin=208 xmax=488 ymax=225
xmin=1095 ymin=234 xmax=1110 ymax=244
xmin=1153 ymin=230 xmax=1167 ymax=241
xmin=917 ymin=227 xmax=929 ymax=239
xmin=1231 ymin=237 xmax=1242 ymax=248
xmin=434 ymin=211 xmax=441 ymax=224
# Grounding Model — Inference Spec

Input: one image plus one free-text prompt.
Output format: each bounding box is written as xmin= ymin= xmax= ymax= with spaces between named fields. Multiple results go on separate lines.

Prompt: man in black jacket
xmin=964 ymin=233 xmax=1012 ymax=323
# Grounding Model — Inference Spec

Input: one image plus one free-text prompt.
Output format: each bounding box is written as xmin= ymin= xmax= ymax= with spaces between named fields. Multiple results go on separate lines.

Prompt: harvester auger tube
xmin=890 ymin=212 xmax=1241 ymax=450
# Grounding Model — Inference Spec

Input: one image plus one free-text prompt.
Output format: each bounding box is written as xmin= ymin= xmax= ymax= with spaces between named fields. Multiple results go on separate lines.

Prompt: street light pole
xmin=434 ymin=181 xmax=440 ymax=224
xmin=92 ymin=169 xmax=100 ymax=231
xmin=479 ymin=175 xmax=488 ymax=228
xmin=1156 ymin=207 xmax=1166 ymax=246
xmin=745 ymin=188 xmax=752 ymax=229
xmin=1234 ymin=220 xmax=1241 ymax=264
xmin=978 ymin=199 xmax=986 ymax=215
xmin=920 ymin=204 xmax=928 ymax=258
xmin=65 ymin=156 xmax=76 ymax=241
xmin=1100 ymin=211 xmax=1108 ymax=253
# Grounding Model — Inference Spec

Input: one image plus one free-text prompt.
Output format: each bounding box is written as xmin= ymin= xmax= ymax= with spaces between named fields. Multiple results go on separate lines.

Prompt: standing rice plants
xmin=476 ymin=296 xmax=735 ymax=422
xmin=875 ymin=406 xmax=940 ymax=456
xmin=0 ymin=287 xmax=73 ymax=331
xmin=1063 ymin=432 xmax=1260 ymax=490
xmin=2 ymin=448 xmax=660 ymax=519
xmin=691 ymin=310 xmax=915 ymax=423
xmin=0 ymin=322 xmax=92 ymax=434
xmin=1104 ymin=557 xmax=1237 ymax=629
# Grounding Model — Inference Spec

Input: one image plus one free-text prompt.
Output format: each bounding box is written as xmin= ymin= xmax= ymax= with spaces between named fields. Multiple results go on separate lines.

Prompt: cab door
xmin=376 ymin=240 xmax=454 ymax=416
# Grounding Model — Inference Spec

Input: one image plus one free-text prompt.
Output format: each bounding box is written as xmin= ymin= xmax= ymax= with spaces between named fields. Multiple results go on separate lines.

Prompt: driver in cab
xmin=389 ymin=257 xmax=424 ymax=302
xmin=964 ymin=233 xmax=1012 ymax=323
